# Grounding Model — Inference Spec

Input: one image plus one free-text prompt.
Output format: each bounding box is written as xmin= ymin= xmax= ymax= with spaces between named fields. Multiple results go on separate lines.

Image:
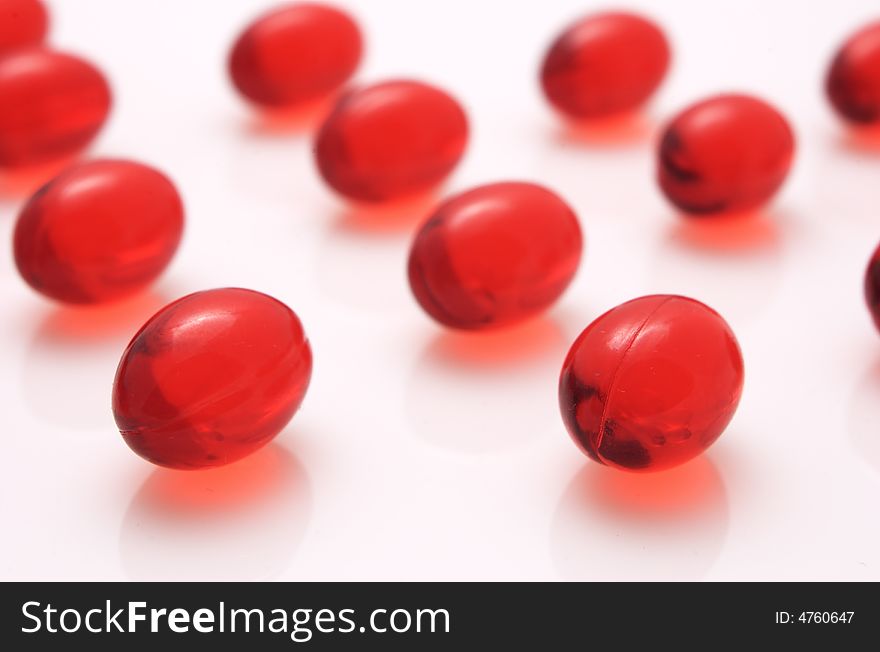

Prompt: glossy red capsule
xmin=865 ymin=242 xmax=880 ymax=332
xmin=315 ymin=79 xmax=469 ymax=202
xmin=657 ymin=94 xmax=795 ymax=216
xmin=559 ymin=295 xmax=743 ymax=472
xmin=827 ymin=21 xmax=880 ymax=125
xmin=228 ymin=3 xmax=362 ymax=109
xmin=0 ymin=48 xmax=112 ymax=168
xmin=408 ymin=182 xmax=582 ymax=329
xmin=540 ymin=11 xmax=670 ymax=120
xmin=0 ymin=0 xmax=48 ymax=52
xmin=14 ymin=159 xmax=183 ymax=304
xmin=113 ymin=288 xmax=313 ymax=470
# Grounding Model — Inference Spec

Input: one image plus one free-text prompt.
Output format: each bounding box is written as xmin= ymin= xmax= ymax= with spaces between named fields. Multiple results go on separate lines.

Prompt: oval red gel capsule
xmin=559 ymin=295 xmax=744 ymax=472
xmin=228 ymin=3 xmax=363 ymax=109
xmin=657 ymin=94 xmax=795 ymax=216
xmin=315 ymin=79 xmax=469 ymax=202
xmin=864 ymin=242 xmax=880 ymax=331
xmin=0 ymin=0 xmax=48 ymax=52
xmin=826 ymin=21 xmax=880 ymax=125
xmin=112 ymin=288 xmax=313 ymax=470
xmin=408 ymin=181 xmax=583 ymax=329
xmin=540 ymin=11 xmax=670 ymax=120
xmin=0 ymin=48 xmax=112 ymax=168
xmin=13 ymin=159 xmax=184 ymax=304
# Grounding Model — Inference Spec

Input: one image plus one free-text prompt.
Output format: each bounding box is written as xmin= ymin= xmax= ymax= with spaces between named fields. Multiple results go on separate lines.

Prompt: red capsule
xmin=315 ymin=79 xmax=469 ymax=202
xmin=827 ymin=21 xmax=880 ymax=125
xmin=113 ymin=288 xmax=313 ymax=470
xmin=865 ymin=242 xmax=880 ymax=332
xmin=228 ymin=3 xmax=362 ymax=109
xmin=559 ymin=295 xmax=744 ymax=472
xmin=657 ymin=94 xmax=795 ymax=216
xmin=14 ymin=160 xmax=183 ymax=304
xmin=408 ymin=182 xmax=582 ymax=329
xmin=0 ymin=0 xmax=47 ymax=52
xmin=540 ymin=11 xmax=670 ymax=120
xmin=0 ymin=48 xmax=112 ymax=168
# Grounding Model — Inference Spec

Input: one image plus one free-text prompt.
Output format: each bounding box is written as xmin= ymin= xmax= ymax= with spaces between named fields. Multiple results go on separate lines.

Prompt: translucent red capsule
xmin=559 ymin=295 xmax=744 ymax=472
xmin=228 ymin=3 xmax=362 ymax=109
xmin=408 ymin=182 xmax=582 ymax=329
xmin=657 ymin=94 xmax=795 ymax=216
xmin=315 ymin=79 xmax=469 ymax=202
xmin=865 ymin=243 xmax=880 ymax=332
xmin=0 ymin=0 xmax=47 ymax=52
xmin=0 ymin=48 xmax=111 ymax=168
xmin=540 ymin=11 xmax=670 ymax=120
xmin=112 ymin=288 xmax=313 ymax=470
xmin=14 ymin=159 xmax=183 ymax=304
xmin=827 ymin=21 xmax=880 ymax=125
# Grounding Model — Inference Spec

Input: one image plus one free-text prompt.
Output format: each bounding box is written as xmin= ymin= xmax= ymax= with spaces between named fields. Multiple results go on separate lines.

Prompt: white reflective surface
xmin=1 ymin=0 xmax=879 ymax=580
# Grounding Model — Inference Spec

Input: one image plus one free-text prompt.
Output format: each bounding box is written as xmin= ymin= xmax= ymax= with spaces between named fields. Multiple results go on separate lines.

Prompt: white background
xmin=2 ymin=0 xmax=880 ymax=581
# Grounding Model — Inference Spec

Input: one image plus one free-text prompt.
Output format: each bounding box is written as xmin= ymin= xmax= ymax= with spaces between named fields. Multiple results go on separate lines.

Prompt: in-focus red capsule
xmin=228 ymin=3 xmax=362 ymax=109
xmin=112 ymin=288 xmax=313 ymax=470
xmin=559 ymin=295 xmax=744 ymax=472
xmin=408 ymin=181 xmax=582 ymax=329
xmin=864 ymin=242 xmax=880 ymax=332
xmin=14 ymin=159 xmax=184 ymax=304
xmin=0 ymin=0 xmax=47 ymax=52
xmin=827 ymin=21 xmax=880 ymax=125
xmin=540 ymin=11 xmax=670 ymax=120
xmin=0 ymin=47 xmax=112 ymax=168
xmin=315 ymin=79 xmax=469 ymax=202
xmin=657 ymin=94 xmax=795 ymax=216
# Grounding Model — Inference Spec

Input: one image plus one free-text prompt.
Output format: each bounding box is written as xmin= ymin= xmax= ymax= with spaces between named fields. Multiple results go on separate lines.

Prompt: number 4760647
xmin=799 ymin=612 xmax=854 ymax=624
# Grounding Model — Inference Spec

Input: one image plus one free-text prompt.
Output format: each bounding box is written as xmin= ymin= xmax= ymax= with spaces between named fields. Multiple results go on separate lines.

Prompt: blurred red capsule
xmin=229 ymin=3 xmax=363 ymax=109
xmin=827 ymin=21 xmax=880 ymax=125
xmin=0 ymin=0 xmax=48 ymax=52
xmin=540 ymin=11 xmax=670 ymax=120
xmin=657 ymin=94 xmax=795 ymax=216
xmin=0 ymin=48 xmax=112 ymax=168
xmin=315 ymin=79 xmax=469 ymax=202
